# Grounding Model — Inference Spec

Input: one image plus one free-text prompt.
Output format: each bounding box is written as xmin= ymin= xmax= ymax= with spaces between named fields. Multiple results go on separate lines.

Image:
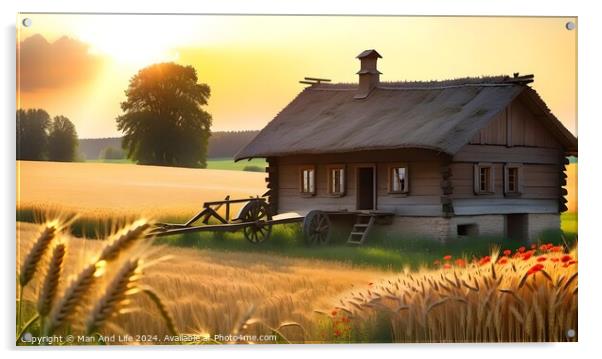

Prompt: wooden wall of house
xmin=272 ymin=149 xmax=446 ymax=216
xmin=451 ymin=94 xmax=565 ymax=215
xmin=468 ymin=96 xmax=562 ymax=149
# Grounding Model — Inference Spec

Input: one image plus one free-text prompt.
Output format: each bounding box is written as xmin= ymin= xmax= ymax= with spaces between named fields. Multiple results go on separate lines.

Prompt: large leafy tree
xmin=48 ymin=115 xmax=78 ymax=162
xmin=16 ymin=108 xmax=51 ymax=160
xmin=116 ymin=63 xmax=212 ymax=168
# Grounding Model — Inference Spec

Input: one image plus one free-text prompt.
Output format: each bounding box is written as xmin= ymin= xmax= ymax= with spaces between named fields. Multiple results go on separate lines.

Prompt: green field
xmin=85 ymin=157 xmax=266 ymax=171
xmin=205 ymin=157 xmax=266 ymax=171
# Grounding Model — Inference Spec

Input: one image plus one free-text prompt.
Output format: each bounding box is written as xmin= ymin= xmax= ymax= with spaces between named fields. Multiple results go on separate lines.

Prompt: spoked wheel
xmin=303 ymin=210 xmax=331 ymax=246
xmin=239 ymin=200 xmax=273 ymax=244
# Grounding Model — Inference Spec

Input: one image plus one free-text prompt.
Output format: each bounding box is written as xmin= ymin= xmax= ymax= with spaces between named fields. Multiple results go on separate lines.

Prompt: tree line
xmin=16 ymin=109 xmax=78 ymax=162
xmin=17 ymin=62 xmax=213 ymax=168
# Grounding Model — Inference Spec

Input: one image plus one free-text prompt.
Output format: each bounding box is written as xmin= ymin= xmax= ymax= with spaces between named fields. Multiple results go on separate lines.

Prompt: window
xmin=474 ymin=163 xmax=494 ymax=194
xmin=388 ymin=165 xmax=409 ymax=194
xmin=479 ymin=167 xmax=491 ymax=192
xmin=457 ymin=223 xmax=479 ymax=237
xmin=504 ymin=163 xmax=523 ymax=196
xmin=328 ymin=165 xmax=345 ymax=196
xmin=299 ymin=166 xmax=315 ymax=195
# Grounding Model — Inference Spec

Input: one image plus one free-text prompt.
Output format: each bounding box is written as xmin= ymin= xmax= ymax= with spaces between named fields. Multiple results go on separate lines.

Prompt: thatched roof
xmin=235 ymin=76 xmax=577 ymax=160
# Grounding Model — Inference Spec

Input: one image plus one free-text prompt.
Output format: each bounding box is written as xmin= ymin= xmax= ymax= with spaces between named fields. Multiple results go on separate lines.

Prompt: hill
xmin=79 ymin=130 xmax=259 ymax=160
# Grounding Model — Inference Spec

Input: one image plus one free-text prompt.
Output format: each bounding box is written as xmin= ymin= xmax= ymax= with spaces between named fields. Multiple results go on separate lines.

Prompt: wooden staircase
xmin=347 ymin=214 xmax=376 ymax=245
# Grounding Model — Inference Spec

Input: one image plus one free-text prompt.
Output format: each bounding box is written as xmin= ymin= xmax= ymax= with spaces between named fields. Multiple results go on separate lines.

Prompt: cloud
xmin=18 ymin=34 xmax=105 ymax=92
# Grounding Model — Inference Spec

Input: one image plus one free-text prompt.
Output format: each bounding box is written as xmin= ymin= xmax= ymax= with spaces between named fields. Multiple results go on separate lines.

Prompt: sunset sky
xmin=17 ymin=14 xmax=577 ymax=139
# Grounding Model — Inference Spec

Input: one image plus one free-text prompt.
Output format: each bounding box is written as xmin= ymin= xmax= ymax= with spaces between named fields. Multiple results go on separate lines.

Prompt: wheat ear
xmin=98 ymin=220 xmax=150 ymax=262
xmin=86 ymin=259 xmax=141 ymax=335
xmin=46 ymin=261 xmax=106 ymax=334
xmin=19 ymin=223 xmax=58 ymax=287
xmin=141 ymin=287 xmax=178 ymax=336
xmin=37 ymin=243 xmax=66 ymax=317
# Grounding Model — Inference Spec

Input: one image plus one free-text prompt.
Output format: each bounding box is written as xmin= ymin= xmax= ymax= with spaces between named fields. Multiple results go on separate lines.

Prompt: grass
xmin=17 ymin=203 xmax=577 ymax=270
xmin=561 ymin=212 xmax=578 ymax=234
xmin=205 ymin=157 xmax=266 ymax=171
xmin=156 ymin=213 xmax=577 ymax=271
xmin=84 ymin=158 xmax=133 ymax=164
xmin=84 ymin=157 xmax=267 ymax=172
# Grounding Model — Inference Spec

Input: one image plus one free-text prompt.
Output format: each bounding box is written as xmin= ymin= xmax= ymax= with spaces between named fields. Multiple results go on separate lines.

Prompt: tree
xmin=100 ymin=146 xmax=125 ymax=160
xmin=16 ymin=108 xmax=50 ymax=160
xmin=48 ymin=115 xmax=78 ymax=162
xmin=116 ymin=62 xmax=212 ymax=168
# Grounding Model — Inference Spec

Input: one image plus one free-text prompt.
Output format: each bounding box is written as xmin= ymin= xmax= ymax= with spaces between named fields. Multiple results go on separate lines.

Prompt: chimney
xmin=354 ymin=49 xmax=382 ymax=99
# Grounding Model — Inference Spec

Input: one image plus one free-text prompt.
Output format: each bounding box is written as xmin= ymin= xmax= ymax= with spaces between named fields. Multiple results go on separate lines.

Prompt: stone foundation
xmin=373 ymin=213 xmax=561 ymax=242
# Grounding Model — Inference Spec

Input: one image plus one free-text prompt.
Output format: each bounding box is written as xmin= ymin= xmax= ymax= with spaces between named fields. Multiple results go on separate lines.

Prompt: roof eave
xmin=234 ymin=144 xmax=454 ymax=161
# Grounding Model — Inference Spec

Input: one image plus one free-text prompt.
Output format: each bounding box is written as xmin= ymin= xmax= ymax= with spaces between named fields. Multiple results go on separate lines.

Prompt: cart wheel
xmin=303 ymin=210 xmax=331 ymax=245
xmin=240 ymin=200 xmax=272 ymax=244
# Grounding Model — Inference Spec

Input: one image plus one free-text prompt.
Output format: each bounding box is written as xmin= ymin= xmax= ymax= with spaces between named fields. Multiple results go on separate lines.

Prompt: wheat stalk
xmin=141 ymin=287 xmax=178 ymax=336
xmin=98 ymin=220 xmax=150 ymax=262
xmin=37 ymin=243 xmax=66 ymax=317
xmin=86 ymin=259 xmax=141 ymax=335
xmin=46 ymin=261 xmax=106 ymax=334
xmin=19 ymin=222 xmax=59 ymax=287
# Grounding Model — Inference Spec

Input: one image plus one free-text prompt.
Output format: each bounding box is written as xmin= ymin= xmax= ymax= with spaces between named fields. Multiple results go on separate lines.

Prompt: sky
xmin=17 ymin=14 xmax=577 ymax=139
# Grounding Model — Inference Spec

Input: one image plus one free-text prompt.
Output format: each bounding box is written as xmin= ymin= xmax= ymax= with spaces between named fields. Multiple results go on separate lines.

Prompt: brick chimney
xmin=354 ymin=49 xmax=382 ymax=99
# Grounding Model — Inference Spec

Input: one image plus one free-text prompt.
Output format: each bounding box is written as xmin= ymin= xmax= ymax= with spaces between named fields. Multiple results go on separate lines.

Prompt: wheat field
xmin=330 ymin=247 xmax=578 ymax=343
xmin=16 ymin=161 xmax=267 ymax=219
xmin=17 ymin=222 xmax=389 ymax=344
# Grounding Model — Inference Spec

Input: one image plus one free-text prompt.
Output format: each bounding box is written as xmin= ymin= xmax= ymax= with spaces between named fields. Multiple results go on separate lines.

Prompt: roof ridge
xmin=309 ymin=74 xmax=533 ymax=91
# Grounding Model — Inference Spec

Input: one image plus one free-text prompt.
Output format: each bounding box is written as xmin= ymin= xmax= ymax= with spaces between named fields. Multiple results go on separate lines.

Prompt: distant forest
xmin=79 ymin=130 xmax=259 ymax=160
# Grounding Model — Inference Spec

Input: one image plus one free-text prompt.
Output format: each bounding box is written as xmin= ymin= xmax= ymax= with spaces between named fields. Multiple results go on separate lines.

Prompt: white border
xmin=2 ymin=1 xmax=601 ymax=358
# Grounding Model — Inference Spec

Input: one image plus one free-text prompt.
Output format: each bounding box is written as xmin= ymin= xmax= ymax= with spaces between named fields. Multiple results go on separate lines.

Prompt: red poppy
xmin=551 ymin=258 xmax=560 ymax=263
xmin=527 ymin=263 xmax=545 ymax=275
xmin=479 ymin=256 xmax=491 ymax=266
xmin=551 ymin=246 xmax=563 ymax=253
xmin=331 ymin=310 xmax=338 ymax=316
xmin=443 ymin=255 xmax=452 ymax=261
xmin=455 ymin=258 xmax=466 ymax=267
xmin=540 ymin=244 xmax=553 ymax=251
xmin=531 ymin=244 xmax=537 ymax=249
xmin=503 ymin=249 xmax=512 ymax=256
xmin=536 ymin=256 xmax=547 ymax=262
xmin=518 ymin=246 xmax=526 ymax=253
xmin=443 ymin=263 xmax=452 ymax=269
xmin=561 ymin=255 xmax=572 ymax=263
xmin=522 ymin=251 xmax=534 ymax=261
xmin=334 ymin=329 xmax=341 ymax=337
xmin=433 ymin=259 xmax=441 ymax=265
xmin=498 ymin=257 xmax=508 ymax=265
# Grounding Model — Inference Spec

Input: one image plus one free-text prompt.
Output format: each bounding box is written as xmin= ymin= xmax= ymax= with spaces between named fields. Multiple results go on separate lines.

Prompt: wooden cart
xmin=149 ymin=196 xmax=391 ymax=245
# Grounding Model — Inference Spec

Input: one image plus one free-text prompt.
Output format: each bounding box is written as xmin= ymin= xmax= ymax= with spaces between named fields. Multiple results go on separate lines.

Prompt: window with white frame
xmin=328 ymin=166 xmax=345 ymax=196
xmin=389 ymin=165 xmax=409 ymax=194
xmin=474 ymin=163 xmax=494 ymax=194
xmin=299 ymin=166 xmax=315 ymax=195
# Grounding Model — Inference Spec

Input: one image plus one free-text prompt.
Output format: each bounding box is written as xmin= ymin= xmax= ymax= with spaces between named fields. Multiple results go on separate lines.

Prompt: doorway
xmin=506 ymin=214 xmax=528 ymax=241
xmin=357 ymin=166 xmax=375 ymax=210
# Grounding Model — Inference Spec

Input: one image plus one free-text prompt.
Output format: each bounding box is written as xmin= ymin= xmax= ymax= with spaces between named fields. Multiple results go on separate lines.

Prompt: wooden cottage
xmin=235 ymin=50 xmax=577 ymax=242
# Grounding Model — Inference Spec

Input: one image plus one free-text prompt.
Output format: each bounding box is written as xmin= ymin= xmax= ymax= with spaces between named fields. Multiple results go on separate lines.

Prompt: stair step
xmin=346 ymin=214 xmax=377 ymax=245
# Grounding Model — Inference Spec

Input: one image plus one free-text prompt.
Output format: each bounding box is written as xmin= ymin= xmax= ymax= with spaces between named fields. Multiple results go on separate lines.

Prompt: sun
xmin=77 ymin=16 xmax=182 ymax=67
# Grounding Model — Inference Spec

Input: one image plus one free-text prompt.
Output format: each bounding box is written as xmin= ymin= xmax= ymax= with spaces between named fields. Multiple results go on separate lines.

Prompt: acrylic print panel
xmin=16 ymin=14 xmax=577 ymax=345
